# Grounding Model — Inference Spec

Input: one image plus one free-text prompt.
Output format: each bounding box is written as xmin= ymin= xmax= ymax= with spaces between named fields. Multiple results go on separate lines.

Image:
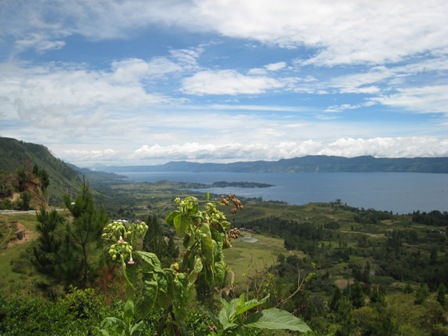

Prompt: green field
xmin=0 ymin=212 xmax=42 ymax=297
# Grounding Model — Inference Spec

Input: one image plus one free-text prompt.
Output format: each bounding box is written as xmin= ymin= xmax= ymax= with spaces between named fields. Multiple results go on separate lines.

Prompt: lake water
xmin=120 ymin=171 xmax=448 ymax=214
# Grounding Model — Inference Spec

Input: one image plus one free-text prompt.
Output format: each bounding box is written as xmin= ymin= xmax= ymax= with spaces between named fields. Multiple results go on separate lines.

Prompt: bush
xmin=0 ymin=291 xmax=115 ymax=336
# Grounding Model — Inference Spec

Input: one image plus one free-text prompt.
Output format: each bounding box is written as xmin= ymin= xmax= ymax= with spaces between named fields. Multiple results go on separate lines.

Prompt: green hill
xmin=0 ymin=137 xmax=82 ymax=205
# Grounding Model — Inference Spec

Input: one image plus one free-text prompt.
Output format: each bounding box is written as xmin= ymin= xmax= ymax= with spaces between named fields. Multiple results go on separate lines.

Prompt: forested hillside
xmin=0 ymin=137 xmax=81 ymax=205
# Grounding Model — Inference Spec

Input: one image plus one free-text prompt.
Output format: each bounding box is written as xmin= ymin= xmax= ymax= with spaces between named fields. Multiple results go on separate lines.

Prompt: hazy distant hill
xmin=0 ymin=137 xmax=82 ymax=204
xmin=100 ymin=155 xmax=448 ymax=174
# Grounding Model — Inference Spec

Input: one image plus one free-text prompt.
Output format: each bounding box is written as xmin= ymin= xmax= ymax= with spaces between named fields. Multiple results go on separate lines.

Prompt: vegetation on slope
xmin=0 ymin=137 xmax=81 ymax=205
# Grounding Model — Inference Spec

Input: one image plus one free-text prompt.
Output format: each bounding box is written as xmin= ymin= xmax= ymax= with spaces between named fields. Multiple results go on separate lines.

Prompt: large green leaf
xmin=234 ymin=294 xmax=268 ymax=316
xmin=136 ymin=251 xmax=163 ymax=272
xmin=173 ymin=273 xmax=191 ymax=320
xmin=157 ymin=271 xmax=174 ymax=309
xmin=174 ymin=214 xmax=190 ymax=236
xmin=199 ymin=223 xmax=214 ymax=264
xmin=99 ymin=317 xmax=126 ymax=334
xmin=245 ymin=308 xmax=311 ymax=332
xmin=123 ymin=299 xmax=135 ymax=325
xmin=165 ymin=210 xmax=180 ymax=226
xmin=218 ymin=298 xmax=238 ymax=331
xmin=129 ymin=320 xmax=145 ymax=336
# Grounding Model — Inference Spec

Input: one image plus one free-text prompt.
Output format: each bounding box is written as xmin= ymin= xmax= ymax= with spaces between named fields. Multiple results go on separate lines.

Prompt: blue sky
xmin=1 ymin=0 xmax=447 ymax=166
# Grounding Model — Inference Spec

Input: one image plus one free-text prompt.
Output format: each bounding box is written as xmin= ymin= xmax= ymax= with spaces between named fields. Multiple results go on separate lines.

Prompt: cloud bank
xmin=0 ymin=0 xmax=447 ymax=166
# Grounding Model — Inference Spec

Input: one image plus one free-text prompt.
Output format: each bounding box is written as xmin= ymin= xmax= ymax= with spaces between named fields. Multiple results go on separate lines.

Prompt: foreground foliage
xmin=98 ymin=195 xmax=310 ymax=335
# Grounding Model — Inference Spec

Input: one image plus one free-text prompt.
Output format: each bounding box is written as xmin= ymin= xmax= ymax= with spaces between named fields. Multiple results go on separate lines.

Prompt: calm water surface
xmin=121 ymin=172 xmax=448 ymax=214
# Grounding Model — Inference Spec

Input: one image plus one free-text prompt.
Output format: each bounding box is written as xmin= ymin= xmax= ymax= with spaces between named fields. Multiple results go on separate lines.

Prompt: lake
xmin=120 ymin=171 xmax=448 ymax=214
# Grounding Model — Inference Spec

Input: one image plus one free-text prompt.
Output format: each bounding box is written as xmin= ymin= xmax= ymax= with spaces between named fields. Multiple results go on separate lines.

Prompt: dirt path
xmin=7 ymin=222 xmax=36 ymax=248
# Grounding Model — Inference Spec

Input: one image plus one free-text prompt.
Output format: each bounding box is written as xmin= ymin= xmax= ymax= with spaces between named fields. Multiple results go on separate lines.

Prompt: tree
xmin=166 ymin=235 xmax=179 ymax=261
xmin=363 ymin=261 xmax=371 ymax=283
xmin=32 ymin=164 xmax=49 ymax=191
xmin=39 ymin=168 xmax=50 ymax=191
xmin=33 ymin=209 xmax=64 ymax=277
xmin=143 ymin=213 xmax=167 ymax=256
xmin=33 ymin=181 xmax=107 ymax=289
xmin=64 ymin=179 xmax=108 ymax=288
xmin=143 ymin=213 xmax=179 ymax=266
xmin=437 ymin=283 xmax=446 ymax=309
xmin=143 ymin=213 xmax=178 ymax=267
xmin=414 ymin=283 xmax=430 ymax=304
xmin=350 ymin=280 xmax=365 ymax=309
xmin=430 ymin=247 xmax=438 ymax=265
xmin=329 ymin=287 xmax=343 ymax=312
xmin=19 ymin=190 xmax=31 ymax=210
xmin=33 ymin=209 xmax=83 ymax=286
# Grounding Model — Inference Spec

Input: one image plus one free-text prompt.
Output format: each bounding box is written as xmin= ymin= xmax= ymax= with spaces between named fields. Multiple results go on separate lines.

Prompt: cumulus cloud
xmin=182 ymin=70 xmax=283 ymax=95
xmin=0 ymin=61 xmax=171 ymax=135
xmin=128 ymin=137 xmax=448 ymax=164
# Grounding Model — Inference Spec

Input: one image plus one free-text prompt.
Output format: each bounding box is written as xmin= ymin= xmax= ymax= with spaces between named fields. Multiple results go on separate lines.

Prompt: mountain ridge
xmin=97 ymin=155 xmax=448 ymax=174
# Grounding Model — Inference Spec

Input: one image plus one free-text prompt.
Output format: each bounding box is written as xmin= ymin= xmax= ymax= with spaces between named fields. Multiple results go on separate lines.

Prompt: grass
xmin=224 ymin=233 xmax=302 ymax=291
xmin=0 ymin=212 xmax=44 ymax=298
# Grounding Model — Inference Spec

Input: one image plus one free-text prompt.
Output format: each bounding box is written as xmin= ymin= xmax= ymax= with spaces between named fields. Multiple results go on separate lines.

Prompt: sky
xmin=1 ymin=0 xmax=448 ymax=167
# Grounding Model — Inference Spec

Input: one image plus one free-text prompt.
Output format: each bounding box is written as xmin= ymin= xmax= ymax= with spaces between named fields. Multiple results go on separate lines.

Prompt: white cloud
xmin=62 ymin=148 xmax=121 ymax=162
xmin=169 ymin=48 xmax=203 ymax=71
xmin=15 ymin=33 xmax=65 ymax=53
xmin=0 ymin=61 xmax=170 ymax=135
xmin=265 ymin=62 xmax=286 ymax=71
xmin=4 ymin=1 xmax=447 ymax=66
xmin=318 ymin=137 xmax=448 ymax=158
xmin=325 ymin=104 xmax=363 ymax=113
xmin=329 ymin=57 xmax=448 ymax=94
xmin=370 ymin=86 xmax=448 ymax=113
xmin=111 ymin=58 xmax=182 ymax=83
xmin=195 ymin=0 xmax=448 ymax=65
xmin=182 ymin=70 xmax=283 ymax=95
xmin=126 ymin=137 xmax=448 ymax=164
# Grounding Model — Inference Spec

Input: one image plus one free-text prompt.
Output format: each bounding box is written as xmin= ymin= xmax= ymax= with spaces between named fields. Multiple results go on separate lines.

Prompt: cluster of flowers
xmin=102 ymin=220 xmax=148 ymax=266
xmin=220 ymin=194 xmax=244 ymax=214
xmin=226 ymin=227 xmax=241 ymax=240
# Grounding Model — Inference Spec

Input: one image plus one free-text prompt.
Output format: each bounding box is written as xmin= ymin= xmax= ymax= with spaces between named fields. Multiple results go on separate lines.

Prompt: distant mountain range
xmin=97 ymin=155 xmax=448 ymax=174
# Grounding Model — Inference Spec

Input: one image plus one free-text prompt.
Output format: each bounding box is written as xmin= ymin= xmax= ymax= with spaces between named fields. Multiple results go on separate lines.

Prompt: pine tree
xmin=350 ymin=280 xmax=365 ymax=308
xmin=166 ymin=235 xmax=179 ymax=260
xmin=329 ymin=287 xmax=343 ymax=312
xmin=414 ymin=283 xmax=430 ymax=304
xmin=143 ymin=212 xmax=180 ymax=267
xmin=33 ymin=209 xmax=63 ymax=276
xmin=437 ymin=283 xmax=446 ymax=309
xmin=33 ymin=208 xmax=83 ymax=285
xmin=63 ymin=179 xmax=108 ymax=287
xmin=143 ymin=213 xmax=167 ymax=256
